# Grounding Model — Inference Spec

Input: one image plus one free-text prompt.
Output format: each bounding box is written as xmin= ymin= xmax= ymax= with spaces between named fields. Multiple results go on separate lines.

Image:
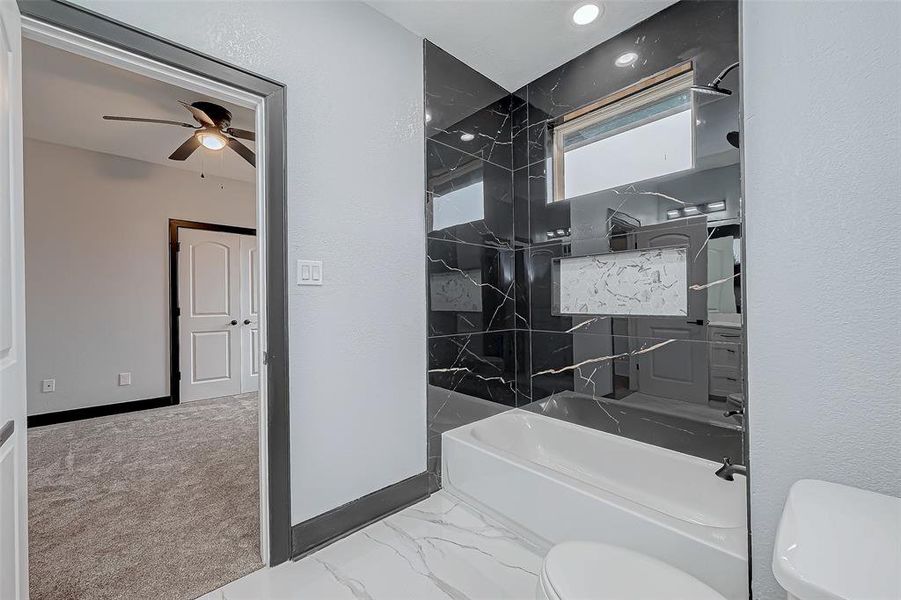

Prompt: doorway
xmin=0 ymin=2 xmax=292 ymax=598
xmin=170 ymin=220 xmax=259 ymax=403
xmin=20 ymin=37 xmax=267 ymax=598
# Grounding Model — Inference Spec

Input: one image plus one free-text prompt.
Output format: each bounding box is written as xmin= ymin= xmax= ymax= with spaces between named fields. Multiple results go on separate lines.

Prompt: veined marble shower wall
xmin=426 ymin=1 xmax=744 ymax=490
xmin=425 ymin=41 xmax=519 ymax=490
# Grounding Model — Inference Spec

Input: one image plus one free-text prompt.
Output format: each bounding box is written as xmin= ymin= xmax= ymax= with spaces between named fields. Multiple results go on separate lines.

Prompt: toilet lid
xmin=541 ymin=541 xmax=726 ymax=600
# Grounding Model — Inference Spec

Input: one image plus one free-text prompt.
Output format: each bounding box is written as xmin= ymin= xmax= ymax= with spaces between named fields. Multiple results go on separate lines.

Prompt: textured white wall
xmin=742 ymin=2 xmax=901 ymax=598
xmin=70 ymin=0 xmax=427 ymax=524
xmin=25 ymin=139 xmax=255 ymax=415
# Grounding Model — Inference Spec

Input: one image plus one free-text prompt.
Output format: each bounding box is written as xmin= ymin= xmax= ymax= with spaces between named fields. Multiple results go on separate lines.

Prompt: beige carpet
xmin=28 ymin=393 xmax=263 ymax=600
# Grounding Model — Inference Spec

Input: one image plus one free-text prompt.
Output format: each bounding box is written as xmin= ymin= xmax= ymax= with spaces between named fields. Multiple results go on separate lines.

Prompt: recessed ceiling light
xmin=572 ymin=3 xmax=600 ymax=26
xmin=615 ymin=51 xmax=639 ymax=67
xmin=196 ymin=130 xmax=227 ymax=151
xmin=460 ymin=133 xmax=475 ymax=142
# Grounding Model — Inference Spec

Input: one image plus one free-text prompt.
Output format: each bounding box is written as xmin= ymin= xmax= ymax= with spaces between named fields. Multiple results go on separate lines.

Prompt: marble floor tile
xmin=218 ymin=491 xmax=543 ymax=600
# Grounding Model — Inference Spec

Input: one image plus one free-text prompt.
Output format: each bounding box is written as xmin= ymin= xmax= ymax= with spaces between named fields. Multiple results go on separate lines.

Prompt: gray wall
xmin=742 ymin=1 xmax=901 ymax=598
xmin=24 ymin=139 xmax=255 ymax=415
xmin=72 ymin=0 xmax=428 ymax=526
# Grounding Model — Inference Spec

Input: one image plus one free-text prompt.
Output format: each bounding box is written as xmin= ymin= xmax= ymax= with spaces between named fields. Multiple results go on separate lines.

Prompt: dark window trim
xmin=19 ymin=0 xmax=292 ymax=566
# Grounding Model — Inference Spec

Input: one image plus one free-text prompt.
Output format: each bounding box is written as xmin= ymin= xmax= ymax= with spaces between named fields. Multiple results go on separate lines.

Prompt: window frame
xmin=551 ymin=63 xmax=695 ymax=203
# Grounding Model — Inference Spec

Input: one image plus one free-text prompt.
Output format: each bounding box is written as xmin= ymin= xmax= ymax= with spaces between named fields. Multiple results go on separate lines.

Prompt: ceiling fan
xmin=103 ymin=100 xmax=255 ymax=167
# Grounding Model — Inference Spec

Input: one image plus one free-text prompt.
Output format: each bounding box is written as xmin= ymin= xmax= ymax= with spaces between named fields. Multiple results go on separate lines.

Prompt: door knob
xmin=243 ymin=319 xmax=251 ymax=325
xmin=230 ymin=319 xmax=238 ymax=326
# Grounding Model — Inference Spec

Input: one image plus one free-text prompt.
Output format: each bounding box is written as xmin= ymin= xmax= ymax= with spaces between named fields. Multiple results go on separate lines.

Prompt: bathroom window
xmin=551 ymin=66 xmax=695 ymax=202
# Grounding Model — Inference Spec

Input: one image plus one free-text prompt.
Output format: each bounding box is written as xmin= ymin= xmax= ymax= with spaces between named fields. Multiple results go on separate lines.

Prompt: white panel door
xmin=0 ymin=0 xmax=28 ymax=597
xmin=178 ymin=228 xmax=242 ymax=401
xmin=240 ymin=235 xmax=259 ymax=393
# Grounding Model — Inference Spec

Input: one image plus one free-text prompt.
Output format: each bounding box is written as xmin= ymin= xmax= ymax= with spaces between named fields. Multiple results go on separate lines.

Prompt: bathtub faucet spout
xmin=715 ymin=458 xmax=747 ymax=481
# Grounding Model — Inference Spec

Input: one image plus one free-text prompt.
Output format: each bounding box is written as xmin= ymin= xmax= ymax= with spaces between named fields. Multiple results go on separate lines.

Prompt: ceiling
xmin=366 ymin=0 xmax=678 ymax=91
xmin=22 ymin=38 xmax=256 ymax=183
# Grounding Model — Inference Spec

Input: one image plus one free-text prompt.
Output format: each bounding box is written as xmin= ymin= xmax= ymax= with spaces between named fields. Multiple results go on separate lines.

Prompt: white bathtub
xmin=442 ymin=409 xmax=748 ymax=600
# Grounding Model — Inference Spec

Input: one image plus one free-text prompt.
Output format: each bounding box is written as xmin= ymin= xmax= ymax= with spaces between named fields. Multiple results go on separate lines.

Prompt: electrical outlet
xmin=118 ymin=372 xmax=132 ymax=386
xmin=42 ymin=379 xmax=55 ymax=393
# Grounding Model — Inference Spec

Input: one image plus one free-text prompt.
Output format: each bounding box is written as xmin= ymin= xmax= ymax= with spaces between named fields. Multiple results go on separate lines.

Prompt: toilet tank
xmin=773 ymin=479 xmax=901 ymax=600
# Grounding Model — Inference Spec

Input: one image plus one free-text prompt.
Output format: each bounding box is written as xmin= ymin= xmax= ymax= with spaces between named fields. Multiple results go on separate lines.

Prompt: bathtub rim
xmin=442 ymin=408 xmax=748 ymax=561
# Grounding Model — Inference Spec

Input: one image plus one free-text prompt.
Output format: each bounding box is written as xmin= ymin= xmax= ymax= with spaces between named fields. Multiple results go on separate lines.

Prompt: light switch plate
xmin=42 ymin=379 xmax=55 ymax=393
xmin=119 ymin=372 xmax=132 ymax=386
xmin=297 ymin=260 xmax=323 ymax=286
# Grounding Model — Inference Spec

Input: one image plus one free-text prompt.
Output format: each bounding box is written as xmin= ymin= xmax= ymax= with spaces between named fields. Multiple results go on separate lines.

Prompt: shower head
xmin=691 ymin=61 xmax=739 ymax=99
xmin=691 ymin=83 xmax=732 ymax=97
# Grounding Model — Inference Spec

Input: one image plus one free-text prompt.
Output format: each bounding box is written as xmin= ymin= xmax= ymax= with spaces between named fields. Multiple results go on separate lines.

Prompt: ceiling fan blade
xmin=103 ymin=116 xmax=197 ymax=128
xmin=225 ymin=127 xmax=255 ymax=141
xmin=169 ymin=135 xmax=202 ymax=161
xmin=227 ymin=138 xmax=256 ymax=167
xmin=179 ymin=100 xmax=216 ymax=127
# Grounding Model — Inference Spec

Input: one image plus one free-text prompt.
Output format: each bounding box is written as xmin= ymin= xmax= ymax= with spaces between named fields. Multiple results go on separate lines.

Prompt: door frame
xmin=18 ymin=1 xmax=292 ymax=566
xmin=168 ymin=219 xmax=257 ymax=405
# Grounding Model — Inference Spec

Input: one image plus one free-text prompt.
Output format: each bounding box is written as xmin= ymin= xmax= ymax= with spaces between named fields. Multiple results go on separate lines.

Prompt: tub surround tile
xmin=426 ymin=142 xmax=514 ymax=249
xmin=522 ymin=392 xmax=743 ymax=463
xmin=511 ymin=105 xmax=529 ymax=171
xmin=514 ymin=249 xmax=530 ymax=329
xmin=512 ymin=168 xmax=529 ymax=245
xmin=529 ymin=330 xmax=742 ymax=399
xmin=515 ymin=330 xmax=533 ymax=406
xmin=220 ymin=492 xmax=542 ymax=600
xmin=429 ymin=331 xmax=517 ymax=408
xmin=428 ymin=239 xmax=515 ymax=335
xmin=424 ymin=41 xmax=512 ymax=167
xmin=428 ymin=95 xmax=512 ymax=167
xmin=525 ymin=243 xmax=740 ymax=333
xmin=427 ymin=385 xmax=510 ymax=489
xmin=428 ymin=384 xmax=510 ymax=438
xmin=525 ymin=121 xmax=549 ymax=167
xmin=525 ymin=160 xmax=570 ymax=247
xmin=558 ymin=247 xmax=689 ymax=317
xmin=423 ymin=0 xmax=742 ymax=472
xmin=526 ymin=2 xmax=738 ymax=122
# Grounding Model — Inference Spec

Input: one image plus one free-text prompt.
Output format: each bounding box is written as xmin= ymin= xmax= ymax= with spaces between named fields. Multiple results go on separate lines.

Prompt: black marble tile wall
xmin=525 ymin=1 xmax=739 ymax=124
xmin=426 ymin=140 xmax=514 ymax=248
xmin=427 ymin=239 xmax=515 ymax=335
xmin=425 ymin=0 xmax=744 ymax=484
xmin=509 ymin=0 xmax=744 ymax=465
xmin=425 ymin=41 xmax=521 ymax=487
xmin=425 ymin=42 xmax=512 ymax=166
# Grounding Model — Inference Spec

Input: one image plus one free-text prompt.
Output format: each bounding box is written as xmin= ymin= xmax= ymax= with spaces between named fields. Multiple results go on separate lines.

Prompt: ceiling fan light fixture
xmin=197 ymin=130 xmax=227 ymax=151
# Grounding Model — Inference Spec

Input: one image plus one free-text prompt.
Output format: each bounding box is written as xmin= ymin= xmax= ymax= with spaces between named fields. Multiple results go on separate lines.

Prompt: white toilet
xmin=536 ymin=541 xmax=726 ymax=600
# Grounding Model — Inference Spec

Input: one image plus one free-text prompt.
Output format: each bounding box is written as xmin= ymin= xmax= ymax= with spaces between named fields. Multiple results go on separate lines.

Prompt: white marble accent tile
xmin=218 ymin=491 xmax=542 ymax=600
xmin=559 ymin=247 xmax=688 ymax=316
xmin=430 ymin=269 xmax=484 ymax=312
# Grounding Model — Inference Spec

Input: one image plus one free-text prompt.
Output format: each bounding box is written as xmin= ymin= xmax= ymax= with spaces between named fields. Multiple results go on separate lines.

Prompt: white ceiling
xmin=366 ymin=0 xmax=678 ymax=91
xmin=22 ymin=38 xmax=256 ymax=182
